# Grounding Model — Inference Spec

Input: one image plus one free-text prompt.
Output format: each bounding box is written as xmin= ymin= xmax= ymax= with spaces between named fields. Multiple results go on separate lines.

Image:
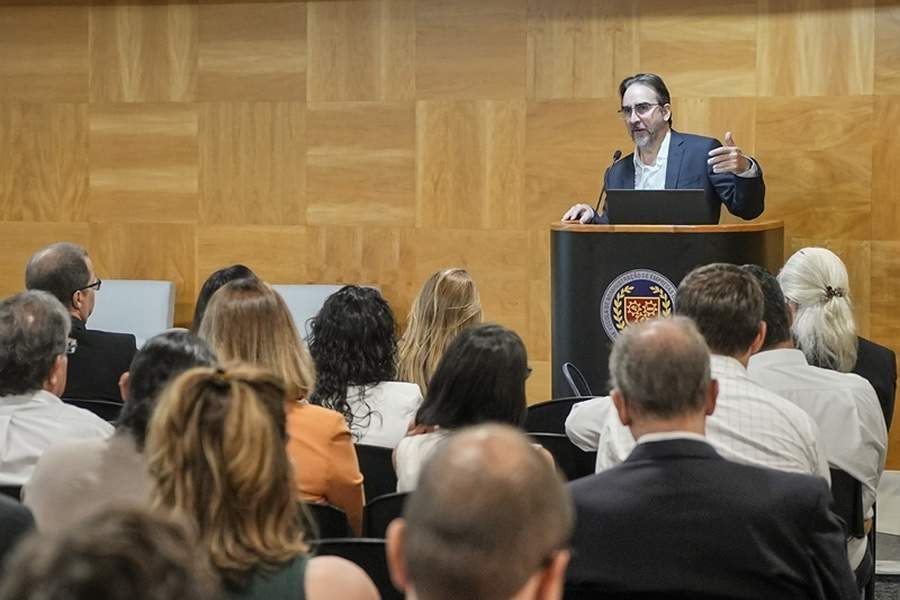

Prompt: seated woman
xmin=308 ymin=286 xmax=422 ymax=448
xmin=778 ymin=247 xmax=897 ymax=430
xmin=191 ymin=264 xmax=257 ymax=332
xmin=395 ymin=323 xmax=530 ymax=492
xmin=398 ymin=268 xmax=483 ymax=395
xmin=146 ymin=366 xmax=377 ymax=600
xmin=198 ymin=278 xmax=365 ymax=534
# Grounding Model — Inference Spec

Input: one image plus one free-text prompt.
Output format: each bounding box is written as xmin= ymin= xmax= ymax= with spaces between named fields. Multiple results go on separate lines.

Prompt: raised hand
xmin=707 ymin=131 xmax=751 ymax=174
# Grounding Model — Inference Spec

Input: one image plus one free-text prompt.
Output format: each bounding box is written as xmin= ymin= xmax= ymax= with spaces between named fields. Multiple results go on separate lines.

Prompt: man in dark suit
xmin=567 ymin=317 xmax=857 ymax=599
xmin=562 ymin=73 xmax=765 ymax=224
xmin=25 ymin=243 xmax=136 ymax=403
xmin=0 ymin=495 xmax=33 ymax=566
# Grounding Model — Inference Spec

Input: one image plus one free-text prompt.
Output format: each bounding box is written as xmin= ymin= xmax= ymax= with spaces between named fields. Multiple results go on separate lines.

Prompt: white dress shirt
xmin=748 ymin=348 xmax=887 ymax=567
xmin=565 ymin=355 xmax=830 ymax=482
xmin=0 ymin=390 xmax=114 ymax=486
xmin=346 ymin=381 xmax=422 ymax=448
xmin=395 ymin=430 xmax=449 ymax=493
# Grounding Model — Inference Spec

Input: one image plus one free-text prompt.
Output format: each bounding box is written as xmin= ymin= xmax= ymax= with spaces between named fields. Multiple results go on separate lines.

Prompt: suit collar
xmin=665 ymin=129 xmax=686 ymax=188
xmin=624 ymin=437 xmax=721 ymax=463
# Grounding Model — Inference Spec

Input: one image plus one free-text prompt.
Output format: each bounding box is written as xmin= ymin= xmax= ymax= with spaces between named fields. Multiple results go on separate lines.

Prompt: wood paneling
xmin=872 ymin=96 xmax=900 ymax=240
xmin=0 ymin=103 xmax=88 ymax=222
xmin=875 ymin=1 xmax=900 ymax=94
xmin=0 ymin=222 xmax=90 ymax=298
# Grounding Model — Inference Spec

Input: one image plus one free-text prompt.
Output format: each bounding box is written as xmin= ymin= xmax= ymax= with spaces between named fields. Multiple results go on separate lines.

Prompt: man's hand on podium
xmin=562 ymin=203 xmax=596 ymax=224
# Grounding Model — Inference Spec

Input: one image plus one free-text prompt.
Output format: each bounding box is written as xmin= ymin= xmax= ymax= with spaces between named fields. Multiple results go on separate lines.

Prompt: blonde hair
xmin=778 ymin=247 xmax=858 ymax=372
xmin=198 ymin=278 xmax=316 ymax=399
xmin=398 ymin=268 xmax=483 ymax=393
xmin=146 ymin=366 xmax=307 ymax=587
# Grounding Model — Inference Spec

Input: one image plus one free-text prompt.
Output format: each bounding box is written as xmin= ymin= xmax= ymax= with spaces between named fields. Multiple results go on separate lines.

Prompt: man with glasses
xmin=25 ymin=243 xmax=136 ymax=403
xmin=562 ymin=73 xmax=765 ymax=224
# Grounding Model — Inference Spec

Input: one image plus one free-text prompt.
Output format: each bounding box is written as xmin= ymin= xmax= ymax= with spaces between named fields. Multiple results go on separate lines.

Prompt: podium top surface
xmin=550 ymin=220 xmax=784 ymax=234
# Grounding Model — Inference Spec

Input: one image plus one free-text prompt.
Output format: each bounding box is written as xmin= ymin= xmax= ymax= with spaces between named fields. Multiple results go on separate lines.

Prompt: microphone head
xmin=613 ymin=149 xmax=622 ymax=161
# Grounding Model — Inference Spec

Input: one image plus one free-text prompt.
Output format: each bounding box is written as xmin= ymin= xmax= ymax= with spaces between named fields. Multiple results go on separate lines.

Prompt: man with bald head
xmin=26 ymin=242 xmax=136 ymax=403
xmin=566 ymin=317 xmax=856 ymax=599
xmin=386 ymin=424 xmax=573 ymax=600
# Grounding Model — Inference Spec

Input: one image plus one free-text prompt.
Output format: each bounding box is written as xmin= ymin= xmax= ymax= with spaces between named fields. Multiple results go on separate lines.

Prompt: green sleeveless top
xmin=227 ymin=555 xmax=308 ymax=600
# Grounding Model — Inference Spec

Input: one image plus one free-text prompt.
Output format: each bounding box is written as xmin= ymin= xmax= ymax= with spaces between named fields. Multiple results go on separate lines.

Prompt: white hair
xmin=777 ymin=247 xmax=857 ymax=372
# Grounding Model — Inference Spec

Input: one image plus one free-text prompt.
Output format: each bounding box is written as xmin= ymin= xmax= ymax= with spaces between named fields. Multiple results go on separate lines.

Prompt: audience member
xmin=25 ymin=242 xmax=137 ymax=403
xmin=309 ymin=285 xmax=422 ymax=448
xmin=191 ymin=263 xmax=257 ymax=332
xmin=23 ymin=331 xmax=217 ymax=532
xmin=566 ymin=317 xmax=857 ymax=599
xmin=147 ymin=366 xmax=377 ymax=600
xmin=0 ymin=495 xmax=33 ymax=567
xmin=566 ymin=263 xmax=829 ymax=479
xmin=0 ymin=291 xmax=113 ymax=486
xmin=395 ymin=323 xmax=530 ymax=492
xmin=0 ymin=507 xmax=219 ymax=600
xmin=398 ymin=268 xmax=483 ymax=395
xmin=779 ymin=247 xmax=897 ymax=430
xmin=198 ymin=278 xmax=365 ymax=533
xmin=387 ymin=424 xmax=572 ymax=600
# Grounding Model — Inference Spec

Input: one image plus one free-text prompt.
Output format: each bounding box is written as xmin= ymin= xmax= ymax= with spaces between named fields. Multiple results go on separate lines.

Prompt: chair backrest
xmin=0 ymin=485 xmax=22 ymax=502
xmin=529 ymin=432 xmax=596 ymax=481
xmin=525 ymin=397 xmax=589 ymax=434
xmin=89 ymin=280 xmax=175 ymax=347
xmin=829 ymin=468 xmax=865 ymax=538
xmin=302 ymin=502 xmax=351 ymax=539
xmin=65 ymin=399 xmax=123 ymax=423
xmin=562 ymin=362 xmax=593 ymax=397
xmin=363 ymin=492 xmax=409 ymax=539
xmin=270 ymin=284 xmax=343 ymax=339
xmin=355 ymin=444 xmax=397 ymax=501
xmin=314 ymin=538 xmax=402 ymax=600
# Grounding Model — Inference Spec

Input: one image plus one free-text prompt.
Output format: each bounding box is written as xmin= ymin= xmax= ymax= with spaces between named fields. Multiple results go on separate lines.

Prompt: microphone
xmin=593 ymin=149 xmax=623 ymax=217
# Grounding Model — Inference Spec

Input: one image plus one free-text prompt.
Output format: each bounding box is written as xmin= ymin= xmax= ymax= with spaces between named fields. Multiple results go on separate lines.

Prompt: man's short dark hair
xmin=742 ymin=264 xmax=791 ymax=350
xmin=117 ymin=331 xmax=218 ymax=450
xmin=0 ymin=291 xmax=71 ymax=396
xmin=675 ymin=263 xmax=764 ymax=357
xmin=619 ymin=73 xmax=673 ymax=126
xmin=0 ymin=508 xmax=219 ymax=600
xmin=25 ymin=242 xmax=91 ymax=310
xmin=403 ymin=424 xmax=574 ymax=600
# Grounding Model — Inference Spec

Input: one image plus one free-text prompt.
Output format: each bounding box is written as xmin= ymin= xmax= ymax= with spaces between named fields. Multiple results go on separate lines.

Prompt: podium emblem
xmin=601 ymin=269 xmax=677 ymax=340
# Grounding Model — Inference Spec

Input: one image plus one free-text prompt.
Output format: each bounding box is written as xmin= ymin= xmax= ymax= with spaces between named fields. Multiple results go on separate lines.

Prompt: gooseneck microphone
xmin=593 ymin=149 xmax=623 ymax=216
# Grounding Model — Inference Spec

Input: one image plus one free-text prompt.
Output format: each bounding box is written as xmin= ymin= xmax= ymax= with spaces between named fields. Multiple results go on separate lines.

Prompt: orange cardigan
xmin=286 ymin=402 xmax=365 ymax=535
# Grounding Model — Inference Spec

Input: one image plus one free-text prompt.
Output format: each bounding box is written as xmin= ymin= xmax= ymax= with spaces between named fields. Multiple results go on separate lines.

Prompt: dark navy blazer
xmin=595 ymin=130 xmax=766 ymax=224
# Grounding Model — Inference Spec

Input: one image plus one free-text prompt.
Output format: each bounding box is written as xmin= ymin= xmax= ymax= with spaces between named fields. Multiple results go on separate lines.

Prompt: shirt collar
xmin=747 ymin=348 xmax=809 ymax=370
xmin=0 ymin=389 xmax=63 ymax=408
xmin=709 ymin=354 xmax=749 ymax=378
xmin=633 ymin=129 xmax=671 ymax=171
xmin=637 ymin=430 xmax=708 ymax=444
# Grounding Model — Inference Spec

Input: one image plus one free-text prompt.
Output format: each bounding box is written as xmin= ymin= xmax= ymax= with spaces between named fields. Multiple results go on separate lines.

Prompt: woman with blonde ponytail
xmin=146 ymin=366 xmax=377 ymax=600
xmin=398 ymin=268 xmax=483 ymax=394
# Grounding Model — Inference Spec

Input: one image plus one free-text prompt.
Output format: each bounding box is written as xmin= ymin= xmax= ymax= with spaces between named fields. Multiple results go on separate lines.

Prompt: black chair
xmin=562 ymin=362 xmax=593 ymax=397
xmin=314 ymin=538 xmax=403 ymax=600
xmin=364 ymin=492 xmax=409 ymax=539
xmin=529 ymin=433 xmax=596 ymax=481
xmin=355 ymin=444 xmax=397 ymax=502
xmin=829 ymin=468 xmax=873 ymax=595
xmin=0 ymin=485 xmax=22 ymax=502
xmin=302 ymin=502 xmax=351 ymax=539
xmin=525 ymin=397 xmax=589 ymax=434
xmin=565 ymin=588 xmax=748 ymax=599
xmin=64 ymin=398 xmax=123 ymax=423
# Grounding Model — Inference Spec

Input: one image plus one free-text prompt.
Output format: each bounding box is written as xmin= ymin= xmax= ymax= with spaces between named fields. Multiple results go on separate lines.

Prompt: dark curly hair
xmin=307 ymin=285 xmax=397 ymax=434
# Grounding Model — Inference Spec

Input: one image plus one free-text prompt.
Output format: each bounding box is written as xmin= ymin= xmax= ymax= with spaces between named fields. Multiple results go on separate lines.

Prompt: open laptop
xmin=605 ymin=189 xmax=718 ymax=225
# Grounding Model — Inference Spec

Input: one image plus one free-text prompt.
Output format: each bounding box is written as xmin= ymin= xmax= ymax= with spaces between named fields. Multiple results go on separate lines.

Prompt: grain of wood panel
xmin=526 ymin=360 xmax=551 ymax=405
xmin=640 ymin=0 xmax=757 ymax=97
xmin=89 ymin=103 xmax=199 ymax=223
xmin=198 ymin=225 xmax=314 ymax=285
xmin=307 ymin=103 xmax=415 ymax=226
xmin=757 ymin=0 xmax=874 ymax=97
xmin=416 ymin=0 xmax=526 ymax=99
xmin=528 ymin=229 xmax=551 ymax=361
xmin=870 ymin=240 xmax=900 ymax=459
xmin=0 ymin=103 xmax=88 ymax=222
xmin=90 ymin=1 xmax=198 ymax=103
xmin=524 ymin=99 xmax=622 ymax=229
xmin=416 ymin=100 xmax=525 ymax=229
xmin=872 ymin=96 xmax=900 ymax=240
xmin=0 ymin=4 xmax=88 ymax=102
xmin=198 ymin=1 xmax=305 ymax=101
xmin=199 ymin=102 xmax=305 ymax=225
xmin=875 ymin=1 xmax=900 ymax=94
xmin=0 ymin=222 xmax=89 ymax=299
xmin=526 ymin=0 xmax=637 ymax=100
xmin=307 ymin=0 xmax=415 ymax=102
xmin=669 ymin=98 xmax=756 ymax=154
xmin=87 ymin=223 xmax=196 ymax=325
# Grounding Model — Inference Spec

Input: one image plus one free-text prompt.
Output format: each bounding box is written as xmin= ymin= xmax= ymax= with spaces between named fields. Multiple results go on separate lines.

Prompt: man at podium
xmin=562 ymin=73 xmax=766 ymax=225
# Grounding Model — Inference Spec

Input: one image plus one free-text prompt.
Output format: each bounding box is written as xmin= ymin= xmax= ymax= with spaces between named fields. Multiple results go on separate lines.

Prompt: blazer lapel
xmin=665 ymin=131 xmax=685 ymax=189
xmin=613 ymin=155 xmax=636 ymax=190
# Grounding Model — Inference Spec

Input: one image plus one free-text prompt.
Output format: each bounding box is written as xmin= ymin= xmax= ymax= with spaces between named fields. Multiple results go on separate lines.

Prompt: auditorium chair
xmin=65 ymin=399 xmax=123 ymax=423
xmin=88 ymin=279 xmax=175 ymax=347
xmin=525 ymin=397 xmax=590 ymax=435
xmin=301 ymin=502 xmax=351 ymax=540
xmin=314 ymin=538 xmax=402 ymax=600
xmin=829 ymin=468 xmax=875 ymax=597
xmin=528 ymin=432 xmax=596 ymax=481
xmin=355 ymin=444 xmax=397 ymax=501
xmin=0 ymin=485 xmax=21 ymax=502
xmin=363 ymin=492 xmax=409 ymax=539
xmin=270 ymin=284 xmax=343 ymax=339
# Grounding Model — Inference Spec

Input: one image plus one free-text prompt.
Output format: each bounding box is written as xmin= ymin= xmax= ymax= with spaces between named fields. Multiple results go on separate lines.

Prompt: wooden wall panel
xmin=876 ymin=1 xmax=900 ymax=94
xmin=0 ymin=5 xmax=88 ymax=102
xmin=872 ymin=96 xmax=900 ymax=240
xmin=0 ymin=103 xmax=88 ymax=222
xmin=0 ymin=223 xmax=90 ymax=299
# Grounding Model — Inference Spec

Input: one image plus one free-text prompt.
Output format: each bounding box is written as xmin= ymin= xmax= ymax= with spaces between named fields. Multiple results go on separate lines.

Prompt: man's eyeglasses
xmin=76 ymin=279 xmax=102 ymax=294
xmin=65 ymin=338 xmax=78 ymax=355
xmin=618 ymin=102 xmax=661 ymax=119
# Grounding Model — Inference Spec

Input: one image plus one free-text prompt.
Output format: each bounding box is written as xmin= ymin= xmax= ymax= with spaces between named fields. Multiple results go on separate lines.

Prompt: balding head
xmin=388 ymin=424 xmax=574 ymax=600
xmin=25 ymin=243 xmax=93 ymax=315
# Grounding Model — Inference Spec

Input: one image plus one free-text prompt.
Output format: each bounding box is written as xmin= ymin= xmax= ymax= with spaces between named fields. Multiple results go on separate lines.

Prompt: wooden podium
xmin=550 ymin=221 xmax=784 ymax=399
